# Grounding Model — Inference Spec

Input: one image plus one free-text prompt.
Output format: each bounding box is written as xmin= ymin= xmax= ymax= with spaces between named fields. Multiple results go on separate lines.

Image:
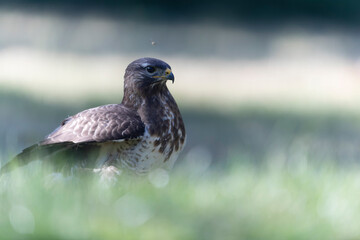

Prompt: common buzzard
xmin=1 ymin=58 xmax=186 ymax=180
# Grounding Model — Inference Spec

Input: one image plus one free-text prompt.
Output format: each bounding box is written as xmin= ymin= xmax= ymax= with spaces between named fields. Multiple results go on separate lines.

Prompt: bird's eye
xmin=146 ymin=66 xmax=156 ymax=73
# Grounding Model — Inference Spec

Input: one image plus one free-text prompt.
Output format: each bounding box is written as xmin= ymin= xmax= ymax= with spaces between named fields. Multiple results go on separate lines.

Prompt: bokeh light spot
xmin=9 ymin=205 xmax=35 ymax=234
xmin=148 ymin=168 xmax=169 ymax=188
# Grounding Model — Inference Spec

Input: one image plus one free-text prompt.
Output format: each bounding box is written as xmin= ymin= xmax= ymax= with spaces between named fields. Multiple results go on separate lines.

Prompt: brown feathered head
xmin=122 ymin=57 xmax=175 ymax=107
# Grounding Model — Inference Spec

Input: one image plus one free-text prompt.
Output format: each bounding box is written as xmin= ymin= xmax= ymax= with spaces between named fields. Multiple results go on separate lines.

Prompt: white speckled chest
xmin=121 ymin=127 xmax=185 ymax=174
xmin=95 ymin=126 xmax=185 ymax=175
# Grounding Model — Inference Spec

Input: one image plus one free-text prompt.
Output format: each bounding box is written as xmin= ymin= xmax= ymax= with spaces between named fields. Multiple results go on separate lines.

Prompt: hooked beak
xmin=164 ymin=68 xmax=175 ymax=83
xmin=153 ymin=68 xmax=175 ymax=84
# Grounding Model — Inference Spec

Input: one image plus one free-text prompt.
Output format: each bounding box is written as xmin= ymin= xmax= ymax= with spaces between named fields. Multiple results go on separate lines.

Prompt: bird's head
xmin=124 ymin=57 xmax=174 ymax=90
xmin=122 ymin=57 xmax=175 ymax=108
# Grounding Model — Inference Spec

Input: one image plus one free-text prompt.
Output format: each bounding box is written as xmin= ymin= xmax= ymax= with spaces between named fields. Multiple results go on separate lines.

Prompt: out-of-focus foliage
xmin=1 ymin=160 xmax=360 ymax=240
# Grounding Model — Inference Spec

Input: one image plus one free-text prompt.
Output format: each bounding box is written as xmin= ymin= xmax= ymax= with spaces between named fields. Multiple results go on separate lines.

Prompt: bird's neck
xmin=122 ymin=90 xmax=142 ymax=109
xmin=122 ymin=84 xmax=184 ymax=137
xmin=122 ymin=84 xmax=169 ymax=110
xmin=122 ymin=86 xmax=179 ymax=131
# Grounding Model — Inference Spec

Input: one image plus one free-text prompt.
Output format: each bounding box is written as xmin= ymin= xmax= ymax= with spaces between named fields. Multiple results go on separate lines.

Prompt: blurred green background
xmin=2 ymin=1 xmax=360 ymax=239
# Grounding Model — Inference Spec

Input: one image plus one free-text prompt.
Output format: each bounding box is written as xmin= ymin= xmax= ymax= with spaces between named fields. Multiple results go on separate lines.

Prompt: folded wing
xmin=42 ymin=104 xmax=145 ymax=144
xmin=1 ymin=104 xmax=145 ymax=173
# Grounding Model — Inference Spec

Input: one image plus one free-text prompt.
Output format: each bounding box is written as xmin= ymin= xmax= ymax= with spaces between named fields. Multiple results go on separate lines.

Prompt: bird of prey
xmin=1 ymin=58 xmax=186 ymax=180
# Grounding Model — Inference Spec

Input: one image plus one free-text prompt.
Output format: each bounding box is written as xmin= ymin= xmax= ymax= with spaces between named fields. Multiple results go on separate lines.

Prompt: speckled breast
xmin=117 ymin=125 xmax=186 ymax=174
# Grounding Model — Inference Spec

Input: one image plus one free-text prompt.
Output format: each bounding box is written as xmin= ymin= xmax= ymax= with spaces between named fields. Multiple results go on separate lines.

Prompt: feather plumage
xmin=1 ymin=57 xmax=186 ymax=179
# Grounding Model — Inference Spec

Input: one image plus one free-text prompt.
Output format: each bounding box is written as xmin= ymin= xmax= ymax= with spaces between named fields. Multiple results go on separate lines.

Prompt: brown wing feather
xmin=41 ymin=104 xmax=145 ymax=145
xmin=1 ymin=104 xmax=144 ymax=174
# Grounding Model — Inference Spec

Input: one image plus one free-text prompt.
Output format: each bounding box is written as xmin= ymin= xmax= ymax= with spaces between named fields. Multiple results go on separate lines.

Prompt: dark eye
xmin=146 ymin=66 xmax=156 ymax=73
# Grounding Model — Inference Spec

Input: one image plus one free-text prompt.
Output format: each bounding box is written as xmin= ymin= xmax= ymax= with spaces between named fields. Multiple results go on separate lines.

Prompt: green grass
xmin=1 ymin=161 xmax=360 ymax=240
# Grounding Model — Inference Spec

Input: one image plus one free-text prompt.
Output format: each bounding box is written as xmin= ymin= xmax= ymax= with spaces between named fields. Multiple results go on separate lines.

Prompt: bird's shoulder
xmin=42 ymin=104 xmax=145 ymax=145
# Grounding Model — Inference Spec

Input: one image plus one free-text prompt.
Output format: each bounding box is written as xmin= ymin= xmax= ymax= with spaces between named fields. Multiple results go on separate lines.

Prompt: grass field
xmin=1 ymin=161 xmax=360 ymax=240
